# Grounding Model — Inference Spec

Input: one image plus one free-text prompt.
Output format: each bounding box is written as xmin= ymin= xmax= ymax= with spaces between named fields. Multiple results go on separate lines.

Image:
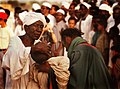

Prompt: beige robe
xmin=27 ymin=56 xmax=70 ymax=89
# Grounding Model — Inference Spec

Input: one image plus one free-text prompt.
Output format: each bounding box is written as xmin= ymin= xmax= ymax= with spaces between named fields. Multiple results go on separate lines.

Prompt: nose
xmin=37 ymin=27 xmax=43 ymax=32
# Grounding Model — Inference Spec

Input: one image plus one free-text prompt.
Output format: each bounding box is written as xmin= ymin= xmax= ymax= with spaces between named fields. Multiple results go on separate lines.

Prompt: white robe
xmin=2 ymin=36 xmax=33 ymax=89
xmin=76 ymin=15 xmax=93 ymax=42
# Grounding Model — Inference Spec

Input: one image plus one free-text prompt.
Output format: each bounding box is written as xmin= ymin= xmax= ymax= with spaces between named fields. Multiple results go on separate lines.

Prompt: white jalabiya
xmin=107 ymin=15 xmax=120 ymax=34
xmin=47 ymin=14 xmax=56 ymax=28
xmin=0 ymin=26 xmax=14 ymax=49
xmin=76 ymin=15 xmax=93 ymax=42
xmin=2 ymin=36 xmax=34 ymax=89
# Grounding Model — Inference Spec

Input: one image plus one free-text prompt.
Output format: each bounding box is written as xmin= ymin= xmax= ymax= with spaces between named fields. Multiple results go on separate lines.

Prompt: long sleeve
xmin=2 ymin=36 xmax=31 ymax=80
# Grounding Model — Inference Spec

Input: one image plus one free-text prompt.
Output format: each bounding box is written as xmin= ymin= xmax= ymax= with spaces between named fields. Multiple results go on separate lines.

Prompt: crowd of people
xmin=0 ymin=0 xmax=120 ymax=89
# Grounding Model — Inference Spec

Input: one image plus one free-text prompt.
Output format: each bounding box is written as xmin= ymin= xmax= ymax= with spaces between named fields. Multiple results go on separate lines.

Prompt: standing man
xmin=0 ymin=9 xmax=14 ymax=89
xmin=41 ymin=2 xmax=56 ymax=28
xmin=2 ymin=12 xmax=50 ymax=89
xmin=52 ymin=9 xmax=67 ymax=56
xmin=76 ymin=2 xmax=93 ymax=43
xmin=61 ymin=28 xmax=114 ymax=89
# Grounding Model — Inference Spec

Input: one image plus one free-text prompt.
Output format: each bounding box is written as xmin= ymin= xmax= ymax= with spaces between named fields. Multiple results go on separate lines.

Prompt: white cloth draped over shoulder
xmin=2 ymin=36 xmax=33 ymax=89
xmin=27 ymin=56 xmax=70 ymax=89
xmin=47 ymin=56 xmax=70 ymax=89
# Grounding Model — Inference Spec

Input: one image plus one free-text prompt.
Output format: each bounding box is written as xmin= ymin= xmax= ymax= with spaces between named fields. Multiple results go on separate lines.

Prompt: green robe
xmin=67 ymin=37 xmax=114 ymax=89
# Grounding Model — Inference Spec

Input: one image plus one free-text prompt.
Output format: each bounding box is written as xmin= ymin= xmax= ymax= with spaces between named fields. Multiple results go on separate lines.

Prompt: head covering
xmin=0 ymin=9 xmax=8 ymax=19
xmin=19 ymin=11 xmax=28 ymax=22
xmin=112 ymin=2 xmax=118 ymax=9
xmin=99 ymin=4 xmax=113 ymax=14
xmin=23 ymin=12 xmax=46 ymax=26
xmin=80 ymin=2 xmax=91 ymax=9
xmin=113 ymin=4 xmax=120 ymax=11
xmin=42 ymin=2 xmax=52 ymax=9
xmin=0 ymin=12 xmax=8 ymax=20
xmin=0 ymin=9 xmax=5 ymax=13
xmin=61 ymin=1 xmax=70 ymax=9
xmin=32 ymin=3 xmax=41 ymax=11
xmin=56 ymin=9 xmax=65 ymax=15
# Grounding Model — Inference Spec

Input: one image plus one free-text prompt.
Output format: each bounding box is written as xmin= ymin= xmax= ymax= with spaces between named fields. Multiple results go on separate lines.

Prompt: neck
xmin=44 ymin=13 xmax=49 ymax=16
xmin=19 ymin=34 xmax=34 ymax=47
xmin=99 ymin=28 xmax=105 ymax=34
xmin=82 ymin=13 xmax=88 ymax=20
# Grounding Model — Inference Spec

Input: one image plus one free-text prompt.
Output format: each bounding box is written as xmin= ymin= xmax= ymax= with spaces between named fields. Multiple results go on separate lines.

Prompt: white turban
xmin=23 ymin=12 xmax=46 ymax=27
xmin=32 ymin=3 xmax=41 ymax=10
xmin=42 ymin=2 xmax=52 ymax=9
xmin=61 ymin=1 xmax=70 ymax=9
xmin=19 ymin=11 xmax=28 ymax=22
xmin=99 ymin=4 xmax=113 ymax=14
xmin=0 ymin=9 xmax=5 ymax=13
xmin=81 ymin=2 xmax=91 ymax=9
xmin=57 ymin=9 xmax=65 ymax=15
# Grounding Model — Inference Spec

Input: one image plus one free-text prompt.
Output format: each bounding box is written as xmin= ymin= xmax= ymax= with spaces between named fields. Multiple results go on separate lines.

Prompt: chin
xmin=33 ymin=37 xmax=39 ymax=40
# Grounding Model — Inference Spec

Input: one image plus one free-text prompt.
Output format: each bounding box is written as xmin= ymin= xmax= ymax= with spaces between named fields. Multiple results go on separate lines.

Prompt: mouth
xmin=34 ymin=34 xmax=40 ymax=39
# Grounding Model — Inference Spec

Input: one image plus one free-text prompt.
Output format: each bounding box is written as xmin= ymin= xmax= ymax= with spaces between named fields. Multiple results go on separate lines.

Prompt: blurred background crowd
xmin=0 ymin=0 xmax=120 ymax=88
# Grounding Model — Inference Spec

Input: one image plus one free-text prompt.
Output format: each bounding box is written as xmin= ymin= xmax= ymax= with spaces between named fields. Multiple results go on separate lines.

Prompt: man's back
xmin=68 ymin=43 xmax=114 ymax=89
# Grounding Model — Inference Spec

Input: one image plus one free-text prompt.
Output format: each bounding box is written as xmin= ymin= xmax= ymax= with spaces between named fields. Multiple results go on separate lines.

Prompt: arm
xmin=50 ymin=30 xmax=57 ymax=44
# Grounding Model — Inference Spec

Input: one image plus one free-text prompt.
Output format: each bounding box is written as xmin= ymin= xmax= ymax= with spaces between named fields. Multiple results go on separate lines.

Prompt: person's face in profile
xmin=62 ymin=36 xmax=71 ymax=51
xmin=26 ymin=20 xmax=44 ymax=40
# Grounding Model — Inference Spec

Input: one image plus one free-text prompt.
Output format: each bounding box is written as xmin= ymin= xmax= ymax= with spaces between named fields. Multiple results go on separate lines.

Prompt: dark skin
xmin=80 ymin=5 xmax=89 ymax=19
xmin=20 ymin=21 xmax=44 ymax=46
xmin=19 ymin=20 xmax=51 ymax=73
xmin=113 ymin=8 xmax=120 ymax=26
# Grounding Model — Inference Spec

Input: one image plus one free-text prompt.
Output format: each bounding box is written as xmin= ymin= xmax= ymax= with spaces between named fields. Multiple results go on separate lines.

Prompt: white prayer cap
xmin=81 ymin=2 xmax=91 ymax=9
xmin=56 ymin=9 xmax=65 ymax=15
xmin=42 ymin=2 xmax=52 ymax=9
xmin=19 ymin=11 xmax=28 ymax=22
xmin=32 ymin=3 xmax=41 ymax=10
xmin=0 ymin=9 xmax=5 ymax=13
xmin=99 ymin=4 xmax=112 ymax=14
xmin=23 ymin=12 xmax=46 ymax=26
xmin=61 ymin=1 xmax=70 ymax=9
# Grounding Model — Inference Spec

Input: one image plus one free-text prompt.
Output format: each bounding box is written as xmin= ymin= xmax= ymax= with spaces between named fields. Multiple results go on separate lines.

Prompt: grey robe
xmin=67 ymin=37 xmax=114 ymax=89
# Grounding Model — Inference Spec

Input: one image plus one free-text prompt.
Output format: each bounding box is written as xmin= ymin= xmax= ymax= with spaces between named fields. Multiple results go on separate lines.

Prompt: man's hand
xmin=37 ymin=62 xmax=51 ymax=73
xmin=31 ymin=41 xmax=51 ymax=55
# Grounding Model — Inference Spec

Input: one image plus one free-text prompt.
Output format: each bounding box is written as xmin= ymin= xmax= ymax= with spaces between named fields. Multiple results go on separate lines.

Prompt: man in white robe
xmin=2 ymin=12 xmax=50 ymax=89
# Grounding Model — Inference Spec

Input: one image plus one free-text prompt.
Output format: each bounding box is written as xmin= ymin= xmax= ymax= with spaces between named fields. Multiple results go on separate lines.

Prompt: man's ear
xmin=24 ymin=25 xmax=28 ymax=29
xmin=66 ymin=36 xmax=72 ymax=45
xmin=24 ymin=25 xmax=29 ymax=32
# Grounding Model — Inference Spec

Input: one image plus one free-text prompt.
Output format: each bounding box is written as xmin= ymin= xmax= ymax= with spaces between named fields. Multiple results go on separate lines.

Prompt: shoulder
xmin=74 ymin=43 xmax=99 ymax=55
